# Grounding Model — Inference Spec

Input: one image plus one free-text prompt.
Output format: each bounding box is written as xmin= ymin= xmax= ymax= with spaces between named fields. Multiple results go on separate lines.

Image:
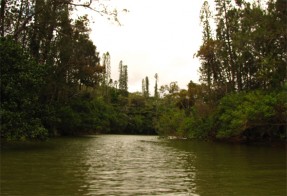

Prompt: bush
xmin=54 ymin=94 xmax=115 ymax=135
xmin=0 ymin=38 xmax=48 ymax=140
xmin=215 ymin=90 xmax=286 ymax=141
xmin=155 ymin=107 xmax=186 ymax=137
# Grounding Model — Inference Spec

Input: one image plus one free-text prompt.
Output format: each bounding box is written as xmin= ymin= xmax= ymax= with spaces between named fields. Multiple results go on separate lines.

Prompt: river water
xmin=1 ymin=135 xmax=286 ymax=195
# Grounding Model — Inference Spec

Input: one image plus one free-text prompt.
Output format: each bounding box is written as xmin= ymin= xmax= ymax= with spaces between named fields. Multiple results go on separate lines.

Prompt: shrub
xmin=215 ymin=90 xmax=286 ymax=141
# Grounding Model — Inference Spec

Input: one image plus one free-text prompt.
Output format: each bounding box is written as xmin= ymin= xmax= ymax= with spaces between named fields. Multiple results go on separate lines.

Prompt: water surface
xmin=1 ymin=135 xmax=286 ymax=195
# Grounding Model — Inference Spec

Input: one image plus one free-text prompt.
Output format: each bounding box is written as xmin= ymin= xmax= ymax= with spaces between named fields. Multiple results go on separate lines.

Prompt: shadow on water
xmin=165 ymin=139 xmax=287 ymax=196
xmin=1 ymin=137 xmax=93 ymax=196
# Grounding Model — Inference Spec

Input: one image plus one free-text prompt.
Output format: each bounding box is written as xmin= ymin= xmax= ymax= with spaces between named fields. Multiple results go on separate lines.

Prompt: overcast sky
xmin=83 ymin=0 xmax=216 ymax=93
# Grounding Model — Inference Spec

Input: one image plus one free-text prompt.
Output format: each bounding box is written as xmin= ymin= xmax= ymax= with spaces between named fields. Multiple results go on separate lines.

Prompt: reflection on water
xmin=1 ymin=135 xmax=198 ymax=196
xmin=82 ymin=136 xmax=197 ymax=195
xmin=1 ymin=135 xmax=286 ymax=196
xmin=167 ymin=140 xmax=286 ymax=196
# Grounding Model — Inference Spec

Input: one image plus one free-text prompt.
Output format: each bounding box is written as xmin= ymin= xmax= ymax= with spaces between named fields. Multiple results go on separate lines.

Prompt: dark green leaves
xmin=0 ymin=38 xmax=48 ymax=140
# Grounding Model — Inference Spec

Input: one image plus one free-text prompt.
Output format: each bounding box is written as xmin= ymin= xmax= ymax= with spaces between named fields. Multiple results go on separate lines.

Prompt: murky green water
xmin=1 ymin=135 xmax=286 ymax=195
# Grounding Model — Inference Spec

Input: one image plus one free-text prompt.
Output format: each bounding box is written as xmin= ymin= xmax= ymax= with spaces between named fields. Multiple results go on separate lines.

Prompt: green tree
xmin=0 ymin=38 xmax=48 ymax=140
xmin=102 ymin=52 xmax=111 ymax=83
xmin=101 ymin=52 xmax=111 ymax=100
xmin=214 ymin=0 xmax=238 ymax=91
xmin=142 ymin=78 xmax=146 ymax=96
xmin=215 ymin=90 xmax=287 ymax=141
xmin=197 ymin=1 xmax=221 ymax=93
xmin=118 ymin=60 xmax=128 ymax=94
xmin=154 ymin=73 xmax=159 ymax=98
xmin=145 ymin=76 xmax=150 ymax=98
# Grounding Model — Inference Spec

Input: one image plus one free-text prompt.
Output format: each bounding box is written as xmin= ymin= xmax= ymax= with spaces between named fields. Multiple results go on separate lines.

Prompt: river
xmin=1 ymin=135 xmax=286 ymax=195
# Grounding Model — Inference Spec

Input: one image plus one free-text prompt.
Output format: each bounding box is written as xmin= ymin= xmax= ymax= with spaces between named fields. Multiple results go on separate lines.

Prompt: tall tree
xmin=197 ymin=1 xmax=221 ymax=93
xmin=102 ymin=52 xmax=111 ymax=87
xmin=142 ymin=78 xmax=146 ymax=96
xmin=145 ymin=76 xmax=150 ymax=98
xmin=154 ymin=73 xmax=159 ymax=98
xmin=118 ymin=60 xmax=123 ymax=89
xmin=123 ymin=65 xmax=128 ymax=92
xmin=198 ymin=0 xmax=286 ymax=93
xmin=101 ymin=52 xmax=111 ymax=99
xmin=214 ymin=0 xmax=238 ymax=91
xmin=142 ymin=76 xmax=150 ymax=98
xmin=118 ymin=60 xmax=128 ymax=93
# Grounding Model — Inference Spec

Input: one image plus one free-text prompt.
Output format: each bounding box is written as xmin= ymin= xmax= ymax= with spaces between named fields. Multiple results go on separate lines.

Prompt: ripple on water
xmin=82 ymin=135 xmax=198 ymax=195
xmin=4 ymin=135 xmax=284 ymax=195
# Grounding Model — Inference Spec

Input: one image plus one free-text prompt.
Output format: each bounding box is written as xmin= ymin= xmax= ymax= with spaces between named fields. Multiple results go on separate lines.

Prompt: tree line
xmin=156 ymin=0 xmax=286 ymax=142
xmin=1 ymin=0 xmax=286 ymax=142
xmin=0 ymin=0 xmax=143 ymax=140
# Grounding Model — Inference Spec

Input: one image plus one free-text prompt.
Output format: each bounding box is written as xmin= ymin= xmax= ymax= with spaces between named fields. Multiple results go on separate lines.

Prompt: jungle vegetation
xmin=0 ymin=0 xmax=286 ymax=142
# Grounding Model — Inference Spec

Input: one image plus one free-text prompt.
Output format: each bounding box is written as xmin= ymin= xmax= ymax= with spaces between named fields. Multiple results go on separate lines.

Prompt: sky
xmin=78 ymin=0 xmax=215 ymax=93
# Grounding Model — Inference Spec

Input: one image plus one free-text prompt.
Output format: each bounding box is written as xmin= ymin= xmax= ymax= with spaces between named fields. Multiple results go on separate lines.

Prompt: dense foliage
xmin=155 ymin=0 xmax=287 ymax=142
xmin=1 ymin=38 xmax=48 ymax=140
xmin=0 ymin=0 xmax=134 ymax=140
xmin=1 ymin=0 xmax=286 ymax=142
xmin=215 ymin=90 xmax=286 ymax=140
xmin=197 ymin=0 xmax=286 ymax=92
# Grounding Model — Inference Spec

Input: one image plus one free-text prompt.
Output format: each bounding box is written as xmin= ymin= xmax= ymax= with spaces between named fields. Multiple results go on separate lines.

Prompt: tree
xmin=142 ymin=78 xmax=146 ymax=96
xmin=214 ymin=0 xmax=238 ymax=91
xmin=71 ymin=17 xmax=102 ymax=90
xmin=1 ymin=0 xmax=119 ymax=40
xmin=123 ymin=65 xmax=128 ymax=91
xmin=118 ymin=60 xmax=128 ymax=94
xmin=142 ymin=76 xmax=152 ymax=98
xmin=198 ymin=0 xmax=286 ymax=93
xmin=1 ymin=0 xmax=136 ymax=140
xmin=145 ymin=76 xmax=150 ymax=97
xmin=42 ymin=12 xmax=101 ymax=102
xmin=102 ymin=52 xmax=111 ymax=87
xmin=193 ymin=0 xmax=287 ymax=141
xmin=0 ymin=38 xmax=48 ymax=140
xmin=101 ymin=52 xmax=111 ymax=99
xmin=197 ymin=1 xmax=222 ymax=94
xmin=215 ymin=90 xmax=286 ymax=141
xmin=154 ymin=73 xmax=159 ymax=98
